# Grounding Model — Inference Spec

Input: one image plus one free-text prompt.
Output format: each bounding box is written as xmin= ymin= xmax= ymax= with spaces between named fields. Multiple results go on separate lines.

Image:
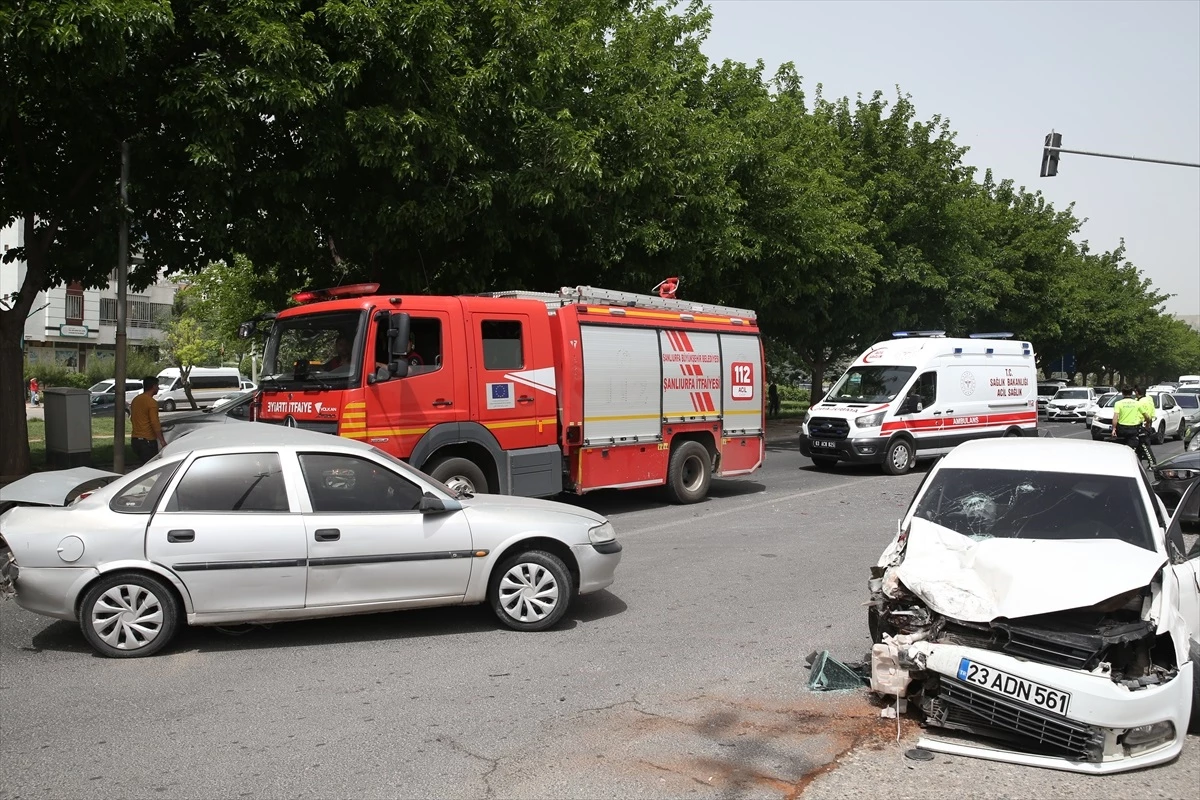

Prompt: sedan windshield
xmin=1053 ymin=389 xmax=1090 ymax=400
xmin=827 ymin=366 xmax=915 ymax=404
xmin=913 ymin=467 xmax=1155 ymax=551
xmin=261 ymin=311 xmax=365 ymax=390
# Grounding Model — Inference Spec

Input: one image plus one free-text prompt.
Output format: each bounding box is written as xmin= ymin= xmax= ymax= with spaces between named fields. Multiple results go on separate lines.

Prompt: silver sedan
xmin=0 ymin=425 xmax=622 ymax=658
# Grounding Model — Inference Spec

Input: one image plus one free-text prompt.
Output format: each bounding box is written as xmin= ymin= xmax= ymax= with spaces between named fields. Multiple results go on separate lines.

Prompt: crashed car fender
xmin=93 ymin=559 xmax=196 ymax=616
xmin=1152 ymin=570 xmax=1196 ymax=664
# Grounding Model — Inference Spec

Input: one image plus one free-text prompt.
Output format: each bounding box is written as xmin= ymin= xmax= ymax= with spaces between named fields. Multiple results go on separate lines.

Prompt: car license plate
xmin=812 ymin=439 xmax=838 ymax=449
xmin=958 ymin=658 xmax=1071 ymax=715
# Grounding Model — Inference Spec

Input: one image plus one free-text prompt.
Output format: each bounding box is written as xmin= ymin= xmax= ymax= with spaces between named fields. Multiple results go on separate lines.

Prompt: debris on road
xmin=805 ymin=650 xmax=870 ymax=691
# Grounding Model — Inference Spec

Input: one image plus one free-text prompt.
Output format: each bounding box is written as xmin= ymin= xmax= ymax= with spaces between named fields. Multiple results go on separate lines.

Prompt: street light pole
xmin=113 ymin=141 xmax=130 ymax=473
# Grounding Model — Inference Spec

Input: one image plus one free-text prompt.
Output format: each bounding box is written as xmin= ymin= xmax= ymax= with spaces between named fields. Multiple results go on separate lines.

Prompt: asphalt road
xmin=0 ymin=421 xmax=1195 ymax=799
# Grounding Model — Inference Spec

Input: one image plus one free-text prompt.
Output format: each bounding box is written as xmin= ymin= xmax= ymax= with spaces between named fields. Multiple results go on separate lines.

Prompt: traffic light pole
xmin=1043 ymin=145 xmax=1200 ymax=169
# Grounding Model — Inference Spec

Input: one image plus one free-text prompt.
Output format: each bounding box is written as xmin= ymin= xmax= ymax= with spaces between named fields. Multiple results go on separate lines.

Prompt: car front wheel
xmin=79 ymin=573 xmax=180 ymax=658
xmin=489 ymin=550 xmax=573 ymax=632
xmin=883 ymin=438 xmax=914 ymax=476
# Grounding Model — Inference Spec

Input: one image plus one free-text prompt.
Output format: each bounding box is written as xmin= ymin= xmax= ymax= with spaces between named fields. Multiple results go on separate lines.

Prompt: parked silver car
xmin=0 ymin=426 xmax=622 ymax=657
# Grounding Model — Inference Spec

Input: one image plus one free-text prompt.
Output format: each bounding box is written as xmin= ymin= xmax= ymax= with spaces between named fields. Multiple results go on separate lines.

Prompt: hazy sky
xmin=703 ymin=0 xmax=1200 ymax=317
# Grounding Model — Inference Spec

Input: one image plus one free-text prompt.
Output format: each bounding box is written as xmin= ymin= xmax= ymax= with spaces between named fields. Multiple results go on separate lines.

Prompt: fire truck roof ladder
xmin=488 ymin=286 xmax=756 ymax=320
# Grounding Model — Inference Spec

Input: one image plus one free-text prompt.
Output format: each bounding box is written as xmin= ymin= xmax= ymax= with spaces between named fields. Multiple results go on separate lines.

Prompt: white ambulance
xmin=799 ymin=333 xmax=1038 ymax=474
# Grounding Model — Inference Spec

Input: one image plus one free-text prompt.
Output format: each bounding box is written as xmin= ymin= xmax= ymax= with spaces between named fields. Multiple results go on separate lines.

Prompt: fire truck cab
xmin=250 ymin=283 xmax=764 ymax=503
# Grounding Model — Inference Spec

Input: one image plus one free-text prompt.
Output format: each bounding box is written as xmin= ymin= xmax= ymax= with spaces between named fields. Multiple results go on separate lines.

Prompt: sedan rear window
xmin=166 ymin=453 xmax=289 ymax=513
xmin=913 ymin=467 xmax=1155 ymax=551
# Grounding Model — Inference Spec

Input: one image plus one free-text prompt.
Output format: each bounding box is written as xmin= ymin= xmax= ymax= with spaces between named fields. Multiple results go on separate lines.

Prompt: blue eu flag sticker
xmin=492 ymin=384 xmax=510 ymax=400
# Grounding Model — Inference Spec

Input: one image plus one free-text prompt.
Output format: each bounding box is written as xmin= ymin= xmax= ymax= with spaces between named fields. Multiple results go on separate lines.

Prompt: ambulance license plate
xmin=957 ymin=658 xmax=1071 ymax=715
xmin=812 ymin=439 xmax=838 ymax=449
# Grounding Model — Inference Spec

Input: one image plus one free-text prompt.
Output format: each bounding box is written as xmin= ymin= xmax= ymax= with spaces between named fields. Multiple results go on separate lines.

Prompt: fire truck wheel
xmin=666 ymin=441 xmax=711 ymax=504
xmin=428 ymin=457 xmax=489 ymax=496
xmin=490 ymin=550 xmax=573 ymax=632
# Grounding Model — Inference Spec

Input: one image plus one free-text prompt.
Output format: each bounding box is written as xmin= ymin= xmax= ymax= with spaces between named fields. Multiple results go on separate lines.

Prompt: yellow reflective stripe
xmin=483 ymin=417 xmax=556 ymax=431
xmin=583 ymin=307 xmax=749 ymax=325
xmin=724 ymin=409 xmax=764 ymax=416
xmin=342 ymin=412 xmax=367 ymax=419
xmin=344 ymin=402 xmax=366 ymax=410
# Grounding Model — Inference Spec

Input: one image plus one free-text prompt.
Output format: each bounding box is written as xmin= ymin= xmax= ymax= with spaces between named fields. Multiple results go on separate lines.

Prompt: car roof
xmin=941 ymin=438 xmax=1141 ymax=476
xmin=159 ymin=422 xmax=376 ymax=458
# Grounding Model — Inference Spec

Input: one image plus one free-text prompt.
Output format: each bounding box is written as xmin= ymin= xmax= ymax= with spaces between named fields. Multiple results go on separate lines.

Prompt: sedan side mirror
xmin=418 ymin=492 xmax=462 ymax=514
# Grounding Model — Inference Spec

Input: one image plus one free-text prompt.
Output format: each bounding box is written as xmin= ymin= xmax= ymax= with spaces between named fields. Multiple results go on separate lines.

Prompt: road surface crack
xmin=433 ymin=735 xmax=501 ymax=799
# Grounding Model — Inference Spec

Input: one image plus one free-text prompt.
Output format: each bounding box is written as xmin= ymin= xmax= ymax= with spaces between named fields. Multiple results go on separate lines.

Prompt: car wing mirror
xmin=419 ymin=492 xmax=462 ymax=513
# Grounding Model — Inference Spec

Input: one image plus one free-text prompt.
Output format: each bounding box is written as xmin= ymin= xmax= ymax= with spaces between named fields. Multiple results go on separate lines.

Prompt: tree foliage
xmin=3 ymin=0 xmax=1198 ymax=472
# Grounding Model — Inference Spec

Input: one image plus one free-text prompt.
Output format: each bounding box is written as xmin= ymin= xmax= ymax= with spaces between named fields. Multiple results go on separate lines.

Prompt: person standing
xmin=130 ymin=376 xmax=166 ymax=466
xmin=768 ymin=383 xmax=780 ymax=419
xmin=29 ymin=377 xmax=39 ymax=406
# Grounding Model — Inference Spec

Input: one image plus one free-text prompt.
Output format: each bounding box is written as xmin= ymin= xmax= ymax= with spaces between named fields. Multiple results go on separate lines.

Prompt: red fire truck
xmin=245 ymin=282 xmax=764 ymax=503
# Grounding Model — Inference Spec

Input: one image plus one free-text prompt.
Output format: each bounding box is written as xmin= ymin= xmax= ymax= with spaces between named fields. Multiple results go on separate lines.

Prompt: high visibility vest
xmin=1114 ymin=398 xmax=1144 ymax=426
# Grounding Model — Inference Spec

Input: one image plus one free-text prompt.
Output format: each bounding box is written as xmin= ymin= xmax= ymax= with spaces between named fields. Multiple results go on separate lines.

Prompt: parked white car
xmin=866 ymin=438 xmax=1199 ymax=773
xmin=0 ymin=425 xmax=622 ymax=657
xmin=1090 ymin=391 xmax=1186 ymax=443
xmin=1045 ymin=387 xmax=1097 ymax=423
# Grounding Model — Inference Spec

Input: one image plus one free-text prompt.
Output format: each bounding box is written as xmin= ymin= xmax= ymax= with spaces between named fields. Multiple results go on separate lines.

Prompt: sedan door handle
xmin=167 ymin=529 xmax=195 ymax=543
xmin=314 ymin=528 xmax=341 ymax=542
xmin=432 ymin=399 xmax=453 ymax=408
xmin=517 ymin=396 xmax=534 ymax=404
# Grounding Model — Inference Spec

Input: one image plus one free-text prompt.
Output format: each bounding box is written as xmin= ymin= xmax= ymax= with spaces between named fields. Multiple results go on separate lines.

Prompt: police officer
xmin=1135 ymin=386 xmax=1156 ymax=436
xmin=1112 ymin=387 xmax=1148 ymax=442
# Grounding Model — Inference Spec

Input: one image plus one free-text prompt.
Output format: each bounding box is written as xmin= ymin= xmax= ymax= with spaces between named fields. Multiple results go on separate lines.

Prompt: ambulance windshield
xmin=261 ymin=311 xmax=365 ymax=390
xmin=827 ymin=366 xmax=915 ymax=404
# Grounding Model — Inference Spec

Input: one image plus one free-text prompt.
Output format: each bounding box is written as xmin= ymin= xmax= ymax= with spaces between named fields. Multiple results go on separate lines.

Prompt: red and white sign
xmin=730 ymin=362 xmax=754 ymax=399
xmin=660 ymin=330 xmax=721 ymax=417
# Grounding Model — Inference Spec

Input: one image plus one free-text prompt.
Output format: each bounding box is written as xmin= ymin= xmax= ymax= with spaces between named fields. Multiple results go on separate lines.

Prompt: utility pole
xmin=1040 ymin=131 xmax=1200 ymax=176
xmin=113 ymin=141 xmax=130 ymax=472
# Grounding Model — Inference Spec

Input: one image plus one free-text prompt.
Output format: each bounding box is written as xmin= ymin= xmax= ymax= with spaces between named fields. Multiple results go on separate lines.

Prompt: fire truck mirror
xmin=237 ymin=321 xmax=255 ymax=340
xmin=387 ymin=312 xmax=411 ymax=358
xmin=368 ymin=364 xmax=394 ymax=385
xmin=388 ymin=359 xmax=409 ymax=379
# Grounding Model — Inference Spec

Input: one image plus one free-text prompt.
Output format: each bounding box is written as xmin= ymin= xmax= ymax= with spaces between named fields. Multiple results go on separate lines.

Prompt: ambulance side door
xmin=899 ymin=370 xmax=944 ymax=454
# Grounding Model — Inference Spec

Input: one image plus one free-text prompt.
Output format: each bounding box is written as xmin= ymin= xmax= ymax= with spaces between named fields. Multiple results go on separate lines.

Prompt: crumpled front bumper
xmin=876 ymin=640 xmax=1191 ymax=774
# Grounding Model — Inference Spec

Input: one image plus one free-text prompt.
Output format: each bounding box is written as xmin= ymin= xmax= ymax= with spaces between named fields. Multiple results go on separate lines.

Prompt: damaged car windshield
xmin=827 ymin=366 xmax=916 ymax=404
xmin=913 ymin=467 xmax=1155 ymax=551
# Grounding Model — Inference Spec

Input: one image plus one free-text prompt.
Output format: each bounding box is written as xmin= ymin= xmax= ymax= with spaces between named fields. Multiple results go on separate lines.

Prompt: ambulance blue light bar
xmin=969 ymin=332 xmax=1014 ymax=339
xmin=892 ymin=330 xmax=946 ymax=338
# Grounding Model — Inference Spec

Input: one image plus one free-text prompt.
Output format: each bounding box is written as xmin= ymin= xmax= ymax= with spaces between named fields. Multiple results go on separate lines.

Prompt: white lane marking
xmin=618 ymin=476 xmax=897 ymax=538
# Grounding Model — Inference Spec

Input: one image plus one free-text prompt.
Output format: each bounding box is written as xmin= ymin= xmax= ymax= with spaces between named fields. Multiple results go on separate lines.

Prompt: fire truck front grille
xmin=261 ymin=419 xmax=339 ymax=436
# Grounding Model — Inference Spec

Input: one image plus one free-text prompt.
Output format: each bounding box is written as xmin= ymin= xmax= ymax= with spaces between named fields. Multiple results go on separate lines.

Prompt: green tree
xmin=160 ymin=308 xmax=219 ymax=410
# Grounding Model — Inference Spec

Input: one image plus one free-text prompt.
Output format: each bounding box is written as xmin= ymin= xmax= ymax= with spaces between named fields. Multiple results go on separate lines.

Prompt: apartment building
xmin=1 ymin=224 xmax=180 ymax=371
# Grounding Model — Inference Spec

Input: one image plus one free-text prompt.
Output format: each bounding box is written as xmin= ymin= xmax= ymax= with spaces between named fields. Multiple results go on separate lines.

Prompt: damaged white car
xmin=868 ymin=438 xmax=1200 ymax=774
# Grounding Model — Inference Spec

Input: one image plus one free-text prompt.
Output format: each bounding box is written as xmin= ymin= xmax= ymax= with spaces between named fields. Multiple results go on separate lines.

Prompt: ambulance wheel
xmin=882 ymin=439 xmax=914 ymax=476
xmin=811 ymin=457 xmax=838 ymax=470
xmin=429 ymin=457 xmax=489 ymax=497
xmin=1004 ymin=428 xmax=1022 ymax=438
xmin=666 ymin=441 xmax=711 ymax=504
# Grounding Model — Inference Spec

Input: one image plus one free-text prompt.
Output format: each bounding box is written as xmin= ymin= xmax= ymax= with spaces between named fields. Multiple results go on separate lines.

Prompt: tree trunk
xmin=809 ymin=363 xmax=827 ymax=405
xmin=181 ymin=366 xmax=198 ymax=410
xmin=0 ymin=312 xmax=33 ymax=477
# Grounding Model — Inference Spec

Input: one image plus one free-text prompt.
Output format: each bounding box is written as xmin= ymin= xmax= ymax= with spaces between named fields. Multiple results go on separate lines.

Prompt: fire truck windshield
xmin=261 ymin=311 xmax=366 ymax=390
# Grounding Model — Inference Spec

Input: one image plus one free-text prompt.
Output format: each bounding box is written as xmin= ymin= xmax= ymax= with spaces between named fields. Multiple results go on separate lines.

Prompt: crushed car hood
xmin=0 ymin=467 xmax=121 ymax=511
xmin=890 ymin=518 xmax=1165 ymax=623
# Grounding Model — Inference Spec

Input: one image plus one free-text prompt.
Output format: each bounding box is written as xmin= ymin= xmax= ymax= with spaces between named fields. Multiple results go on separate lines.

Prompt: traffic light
xmin=1040 ymin=132 xmax=1062 ymax=177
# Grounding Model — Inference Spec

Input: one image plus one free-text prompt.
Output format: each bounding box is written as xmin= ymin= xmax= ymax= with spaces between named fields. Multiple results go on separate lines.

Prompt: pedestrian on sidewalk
xmin=130 ymin=376 xmax=166 ymax=466
xmin=768 ymin=383 xmax=780 ymax=419
xmin=29 ymin=377 xmax=39 ymax=406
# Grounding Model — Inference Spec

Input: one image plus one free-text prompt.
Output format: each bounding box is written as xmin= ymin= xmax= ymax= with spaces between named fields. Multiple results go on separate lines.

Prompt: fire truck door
xmin=365 ymin=310 xmax=461 ymax=446
xmin=471 ymin=313 xmax=554 ymax=449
